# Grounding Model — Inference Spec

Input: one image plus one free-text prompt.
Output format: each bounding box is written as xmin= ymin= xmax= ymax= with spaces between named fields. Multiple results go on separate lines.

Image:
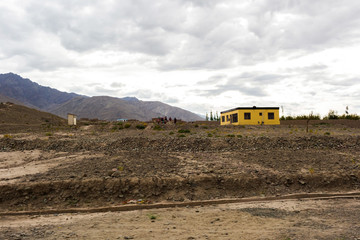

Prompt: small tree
xmin=328 ymin=110 xmax=338 ymax=119
xmin=205 ymin=112 xmax=209 ymax=121
xmin=210 ymin=111 xmax=213 ymax=121
xmin=306 ymin=112 xmax=313 ymax=133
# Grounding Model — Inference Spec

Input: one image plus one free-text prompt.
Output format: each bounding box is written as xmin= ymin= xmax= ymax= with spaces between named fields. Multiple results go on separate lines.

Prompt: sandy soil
xmin=1 ymin=197 xmax=360 ymax=240
xmin=1 ymin=120 xmax=360 ymax=239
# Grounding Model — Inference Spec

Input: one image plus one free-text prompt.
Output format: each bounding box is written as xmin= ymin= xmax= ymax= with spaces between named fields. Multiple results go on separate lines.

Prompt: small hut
xmin=67 ymin=113 xmax=77 ymax=126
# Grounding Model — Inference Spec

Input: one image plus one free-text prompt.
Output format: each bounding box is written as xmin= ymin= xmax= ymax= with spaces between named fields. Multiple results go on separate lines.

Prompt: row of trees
xmin=205 ymin=111 xmax=220 ymax=121
xmin=281 ymin=108 xmax=360 ymax=120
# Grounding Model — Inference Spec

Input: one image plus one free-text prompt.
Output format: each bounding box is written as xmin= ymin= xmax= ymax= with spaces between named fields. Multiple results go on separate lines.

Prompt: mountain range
xmin=0 ymin=73 xmax=203 ymax=121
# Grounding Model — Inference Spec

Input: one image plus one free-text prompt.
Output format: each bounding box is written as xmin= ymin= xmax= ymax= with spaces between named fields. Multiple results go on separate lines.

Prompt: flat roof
xmin=221 ymin=106 xmax=279 ymax=114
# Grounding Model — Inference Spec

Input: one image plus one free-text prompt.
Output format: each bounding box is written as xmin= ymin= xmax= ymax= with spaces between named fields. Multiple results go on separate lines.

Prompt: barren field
xmin=1 ymin=120 xmax=360 ymax=239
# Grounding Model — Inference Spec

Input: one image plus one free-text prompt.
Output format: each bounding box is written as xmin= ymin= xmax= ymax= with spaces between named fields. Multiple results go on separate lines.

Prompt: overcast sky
xmin=1 ymin=0 xmax=360 ymax=117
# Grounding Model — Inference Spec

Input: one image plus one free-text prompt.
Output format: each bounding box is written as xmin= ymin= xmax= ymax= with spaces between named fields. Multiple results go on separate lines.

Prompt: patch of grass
xmin=194 ymin=124 xmax=199 ymax=128
xmin=207 ymin=133 xmax=213 ymax=137
xmin=45 ymin=132 xmax=53 ymax=136
xmin=169 ymin=131 xmax=174 ymax=135
xmin=136 ymin=124 xmax=146 ymax=129
xmin=124 ymin=123 xmax=131 ymax=128
xmin=117 ymin=166 xmax=124 ymax=171
xmin=178 ymin=129 xmax=190 ymax=133
xmin=202 ymin=126 xmax=208 ymax=129
xmin=237 ymin=134 xmax=242 ymax=138
xmin=147 ymin=214 xmax=157 ymax=220
xmin=111 ymin=125 xmax=123 ymax=131
xmin=226 ymin=134 xmax=235 ymax=137
xmin=309 ymin=167 xmax=315 ymax=174
xmin=153 ymin=125 xmax=163 ymax=131
xmin=178 ymin=134 xmax=186 ymax=138
xmin=324 ymin=132 xmax=331 ymax=135
xmin=3 ymin=134 xmax=13 ymax=139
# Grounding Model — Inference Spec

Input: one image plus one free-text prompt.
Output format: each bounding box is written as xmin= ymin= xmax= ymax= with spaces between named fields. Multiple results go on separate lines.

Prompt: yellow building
xmin=220 ymin=106 xmax=280 ymax=125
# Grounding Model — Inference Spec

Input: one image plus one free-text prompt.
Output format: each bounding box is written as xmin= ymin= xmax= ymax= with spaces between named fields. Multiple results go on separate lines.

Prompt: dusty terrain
xmin=1 ymin=120 xmax=360 ymax=239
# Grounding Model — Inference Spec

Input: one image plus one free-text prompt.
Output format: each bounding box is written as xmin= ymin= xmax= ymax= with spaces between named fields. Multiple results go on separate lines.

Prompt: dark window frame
xmin=232 ymin=113 xmax=238 ymax=123
xmin=221 ymin=116 xmax=225 ymax=122
xmin=268 ymin=112 xmax=275 ymax=120
xmin=244 ymin=112 xmax=251 ymax=120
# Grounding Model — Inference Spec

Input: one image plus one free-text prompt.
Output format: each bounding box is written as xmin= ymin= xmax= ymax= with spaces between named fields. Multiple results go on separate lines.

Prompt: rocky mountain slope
xmin=0 ymin=73 xmax=80 ymax=110
xmin=0 ymin=73 xmax=203 ymax=121
xmin=50 ymin=96 xmax=203 ymax=121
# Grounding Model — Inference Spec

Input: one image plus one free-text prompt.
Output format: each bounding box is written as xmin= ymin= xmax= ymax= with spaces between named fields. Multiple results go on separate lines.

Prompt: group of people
xmin=155 ymin=116 xmax=177 ymax=124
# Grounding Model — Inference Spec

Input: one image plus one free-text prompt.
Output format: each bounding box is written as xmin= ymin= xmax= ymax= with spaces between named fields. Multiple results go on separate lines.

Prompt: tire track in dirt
xmin=2 ymin=191 xmax=360 ymax=216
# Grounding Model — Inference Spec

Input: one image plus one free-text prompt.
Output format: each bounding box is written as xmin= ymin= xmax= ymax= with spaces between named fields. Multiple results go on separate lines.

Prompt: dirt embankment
xmin=1 ymin=131 xmax=360 ymax=212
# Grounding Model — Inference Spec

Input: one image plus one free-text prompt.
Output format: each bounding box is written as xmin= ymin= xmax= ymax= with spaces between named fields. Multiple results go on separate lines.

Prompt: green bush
xmin=136 ymin=124 xmax=146 ymax=129
xmin=178 ymin=129 xmax=190 ymax=133
xmin=226 ymin=134 xmax=235 ymax=137
xmin=281 ymin=114 xmax=320 ymax=120
xmin=178 ymin=134 xmax=186 ymax=138
xmin=124 ymin=123 xmax=131 ymax=128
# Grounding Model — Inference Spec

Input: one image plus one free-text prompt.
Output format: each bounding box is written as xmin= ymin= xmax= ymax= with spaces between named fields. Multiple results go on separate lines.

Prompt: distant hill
xmin=0 ymin=73 xmax=203 ymax=121
xmin=0 ymin=73 xmax=80 ymax=110
xmin=50 ymin=96 xmax=203 ymax=121
xmin=0 ymin=93 xmax=30 ymax=106
xmin=0 ymin=102 xmax=65 ymax=126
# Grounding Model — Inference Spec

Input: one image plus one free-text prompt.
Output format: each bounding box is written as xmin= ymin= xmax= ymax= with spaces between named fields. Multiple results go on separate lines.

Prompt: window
xmin=222 ymin=116 xmax=225 ymax=122
xmin=232 ymin=113 xmax=238 ymax=123
xmin=268 ymin=112 xmax=274 ymax=120
xmin=226 ymin=115 xmax=230 ymax=121
xmin=259 ymin=112 xmax=262 ymax=116
xmin=244 ymin=112 xmax=251 ymax=120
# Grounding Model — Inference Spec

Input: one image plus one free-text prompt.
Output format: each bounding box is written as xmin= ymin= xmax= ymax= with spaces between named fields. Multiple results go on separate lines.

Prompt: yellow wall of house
xmin=220 ymin=108 xmax=280 ymax=125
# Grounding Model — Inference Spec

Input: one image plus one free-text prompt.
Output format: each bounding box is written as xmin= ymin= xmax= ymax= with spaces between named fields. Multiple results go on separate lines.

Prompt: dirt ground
xmin=1 ymin=197 xmax=360 ymax=240
xmin=1 ymin=120 xmax=360 ymax=239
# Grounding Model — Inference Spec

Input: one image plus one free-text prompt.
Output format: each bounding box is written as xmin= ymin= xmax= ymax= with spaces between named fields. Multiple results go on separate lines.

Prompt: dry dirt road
xmin=1 ymin=195 xmax=360 ymax=240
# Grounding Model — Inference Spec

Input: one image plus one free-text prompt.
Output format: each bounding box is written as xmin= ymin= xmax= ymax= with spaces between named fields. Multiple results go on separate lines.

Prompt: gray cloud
xmin=324 ymin=77 xmax=360 ymax=87
xmin=229 ymin=73 xmax=287 ymax=84
xmin=110 ymin=82 xmax=125 ymax=88
xmin=194 ymin=72 xmax=280 ymax=97
xmin=197 ymin=74 xmax=227 ymax=85
xmin=2 ymin=0 xmax=360 ymax=71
